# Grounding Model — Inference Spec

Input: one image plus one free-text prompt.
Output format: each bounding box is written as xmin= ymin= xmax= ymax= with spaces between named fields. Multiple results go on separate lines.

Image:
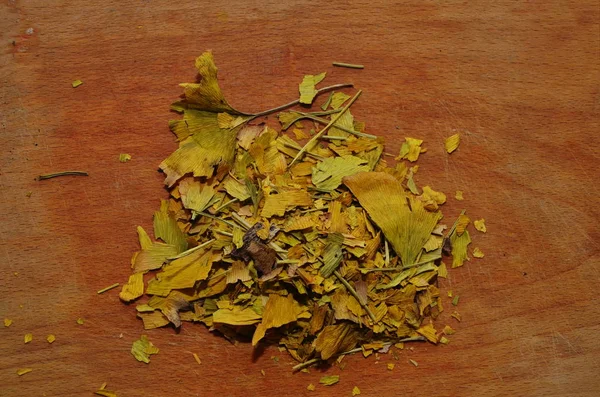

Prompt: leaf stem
xmin=288 ymin=90 xmax=362 ymax=168
xmin=334 ymin=270 xmax=376 ymax=322
xmin=332 ymin=62 xmax=365 ymax=69
xmin=37 ymin=171 xmax=88 ymax=180
xmin=249 ymin=83 xmax=354 ymax=118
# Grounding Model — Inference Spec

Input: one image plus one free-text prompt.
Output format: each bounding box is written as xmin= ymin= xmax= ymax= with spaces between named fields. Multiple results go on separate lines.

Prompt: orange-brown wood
xmin=1 ymin=1 xmax=598 ymax=396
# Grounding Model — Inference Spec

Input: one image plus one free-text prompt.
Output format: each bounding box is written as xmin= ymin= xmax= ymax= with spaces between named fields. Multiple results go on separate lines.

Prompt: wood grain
xmin=1 ymin=1 xmax=598 ymax=396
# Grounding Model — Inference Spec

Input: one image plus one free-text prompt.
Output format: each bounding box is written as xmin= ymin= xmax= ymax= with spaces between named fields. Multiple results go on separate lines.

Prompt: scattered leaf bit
xmin=396 ymin=137 xmax=425 ymax=162
xmin=299 ymin=72 xmax=326 ymax=105
xmin=452 ymin=296 xmax=460 ymax=306
xmin=443 ymin=325 xmax=456 ymax=335
xmin=387 ymin=363 xmax=395 ymax=370
xmin=46 ymin=334 xmax=56 ymax=344
xmin=192 ymin=352 xmax=202 ymax=365
xmin=451 ymin=311 xmax=462 ymax=322
xmin=94 ymin=390 xmax=117 ymax=397
xmin=409 ymin=359 xmax=419 ymax=367
xmin=76 ymin=318 xmax=85 ymax=325
xmin=17 ymin=368 xmax=33 ymax=376
xmin=4 ymin=318 xmax=12 ymax=327
xmin=72 ymin=79 xmax=83 ymax=88
xmin=445 ymin=133 xmax=460 ymax=154
xmin=260 ymin=369 xmax=265 ymax=376
xmin=131 ymin=335 xmax=159 ymax=363
xmin=352 ymin=386 xmax=361 ymax=396
xmin=119 ymin=153 xmax=132 ymax=163
xmin=307 ymin=383 xmax=316 ymax=391
xmin=473 ymin=247 xmax=485 ymax=258
xmin=439 ymin=336 xmax=450 ymax=344
xmin=455 ymin=190 xmax=464 ymax=201
xmin=319 ymin=375 xmax=340 ymax=386
xmin=24 ymin=333 xmax=32 ymax=343
xmin=474 ymin=218 xmax=487 ymax=233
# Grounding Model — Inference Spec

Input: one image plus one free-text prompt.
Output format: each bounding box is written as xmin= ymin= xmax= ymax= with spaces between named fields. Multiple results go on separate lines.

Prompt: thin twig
xmin=288 ymin=90 xmax=362 ymax=168
xmin=97 ymin=283 xmax=120 ymax=294
xmin=197 ymin=212 xmax=237 ymax=228
xmin=296 ymin=113 xmax=377 ymax=139
xmin=213 ymin=198 xmax=238 ymax=214
xmin=334 ymin=270 xmax=376 ymax=322
xmin=37 ymin=171 xmax=88 ymax=180
xmin=332 ymin=62 xmax=364 ymax=69
xmin=166 ymin=239 xmax=215 ymax=260
xmin=291 ymin=336 xmax=426 ymax=371
xmin=363 ymin=256 xmax=441 ymax=272
xmin=249 ymin=83 xmax=353 ymax=118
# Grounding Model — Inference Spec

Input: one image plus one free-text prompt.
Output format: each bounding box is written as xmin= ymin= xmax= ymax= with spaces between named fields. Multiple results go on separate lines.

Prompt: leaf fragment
xmin=352 ymin=386 xmax=361 ymax=395
xmin=473 ymin=247 xmax=485 ymax=258
xmin=299 ymin=72 xmax=326 ymax=105
xmin=118 ymin=153 xmax=131 ymax=163
xmin=24 ymin=333 xmax=32 ymax=343
xmin=4 ymin=318 xmax=12 ymax=327
xmin=445 ymin=133 xmax=460 ymax=153
xmin=319 ymin=375 xmax=340 ymax=386
xmin=474 ymin=218 xmax=487 ymax=233
xmin=47 ymin=334 xmax=56 ymax=343
xmin=17 ymin=368 xmax=33 ymax=376
xmin=131 ymin=335 xmax=159 ymax=364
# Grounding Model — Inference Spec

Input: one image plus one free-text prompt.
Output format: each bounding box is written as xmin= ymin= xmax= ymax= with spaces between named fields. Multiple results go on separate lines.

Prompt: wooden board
xmin=1 ymin=1 xmax=598 ymax=396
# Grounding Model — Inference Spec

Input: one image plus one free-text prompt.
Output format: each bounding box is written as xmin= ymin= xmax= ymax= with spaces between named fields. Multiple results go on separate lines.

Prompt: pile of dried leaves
xmin=120 ymin=51 xmax=478 ymax=369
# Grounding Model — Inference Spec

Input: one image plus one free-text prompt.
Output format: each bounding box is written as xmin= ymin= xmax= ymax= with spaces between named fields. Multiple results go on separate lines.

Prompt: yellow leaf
xmin=445 ymin=133 xmax=460 ymax=154
xmin=416 ymin=323 xmax=439 ymax=343
xmin=146 ymin=248 xmax=215 ymax=296
xmin=344 ymin=172 xmax=442 ymax=266
xmin=213 ymin=306 xmax=262 ymax=326
xmin=396 ymin=137 xmax=424 ymax=162
xmin=252 ymin=294 xmax=306 ymax=345
xmin=319 ymin=375 xmax=340 ymax=386
xmin=473 ymin=247 xmax=485 ymax=258
xmin=352 ymin=386 xmax=361 ymax=395
xmin=192 ymin=353 xmax=202 ymax=365
xmin=94 ymin=390 xmax=118 ymax=397
xmin=153 ymin=200 xmax=188 ymax=253
xmin=226 ymin=260 xmax=251 ymax=283
xmin=222 ymin=176 xmax=251 ymax=201
xmin=387 ymin=363 xmax=395 ymax=370
xmin=76 ymin=318 xmax=85 ymax=325
xmin=119 ymin=272 xmax=144 ymax=302
xmin=474 ymin=218 xmax=487 ymax=233
xmin=71 ymin=79 xmax=83 ymax=88
xmin=307 ymin=384 xmax=316 ymax=391
xmin=451 ymin=230 xmax=471 ymax=268
xmin=315 ymin=323 xmax=359 ymax=360
xmin=118 ymin=153 xmax=131 ymax=163
xmin=24 ymin=333 xmax=32 ymax=343
xmin=330 ymin=92 xmax=351 ymax=110
xmin=46 ymin=334 xmax=56 ymax=344
xmin=4 ymin=318 xmax=12 ymax=327
xmin=261 ymin=188 xmax=312 ymax=218
xmin=137 ymin=311 xmax=170 ymax=330
xmin=312 ymin=155 xmax=369 ymax=192
xmin=178 ymin=179 xmax=217 ymax=213
xmin=419 ymin=186 xmax=447 ymax=210
xmin=131 ymin=335 xmax=159 ymax=363
xmin=299 ymin=72 xmax=326 ymax=104
xmin=455 ymin=190 xmax=464 ymax=201
xmin=17 ymin=368 xmax=33 ymax=376
xmin=179 ymin=51 xmax=240 ymax=114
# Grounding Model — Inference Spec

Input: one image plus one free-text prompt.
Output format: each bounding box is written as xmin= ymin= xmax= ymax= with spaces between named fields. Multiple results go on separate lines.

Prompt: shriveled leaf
xmin=445 ymin=133 xmax=460 ymax=154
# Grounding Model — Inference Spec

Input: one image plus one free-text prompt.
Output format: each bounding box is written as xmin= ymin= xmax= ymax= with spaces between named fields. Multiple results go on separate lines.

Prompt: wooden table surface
xmin=1 ymin=1 xmax=598 ymax=396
